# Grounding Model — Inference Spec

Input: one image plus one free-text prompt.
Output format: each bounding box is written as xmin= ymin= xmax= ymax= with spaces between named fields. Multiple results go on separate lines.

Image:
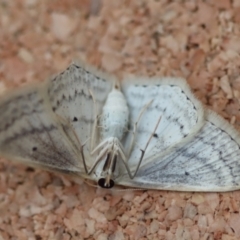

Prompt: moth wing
xmin=45 ymin=63 xmax=114 ymax=163
xmin=0 ymin=84 xmax=86 ymax=175
xmin=121 ymin=77 xmax=205 ymax=168
xmin=118 ymin=110 xmax=240 ymax=191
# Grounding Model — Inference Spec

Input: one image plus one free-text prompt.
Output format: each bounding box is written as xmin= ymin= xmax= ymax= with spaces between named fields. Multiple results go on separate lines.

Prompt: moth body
xmin=95 ymin=84 xmax=129 ymax=188
xmin=100 ymin=84 xmax=129 ymax=141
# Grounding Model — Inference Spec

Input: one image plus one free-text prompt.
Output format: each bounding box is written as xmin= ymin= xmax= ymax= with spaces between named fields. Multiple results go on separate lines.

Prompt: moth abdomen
xmin=100 ymin=84 xmax=129 ymax=141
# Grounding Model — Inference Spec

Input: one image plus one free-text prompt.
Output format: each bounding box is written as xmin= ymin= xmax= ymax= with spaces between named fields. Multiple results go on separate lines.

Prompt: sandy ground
xmin=1 ymin=0 xmax=240 ymax=239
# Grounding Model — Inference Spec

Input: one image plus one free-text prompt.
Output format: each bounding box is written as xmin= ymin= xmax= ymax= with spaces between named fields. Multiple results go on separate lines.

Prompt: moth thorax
xmin=100 ymin=87 xmax=129 ymax=140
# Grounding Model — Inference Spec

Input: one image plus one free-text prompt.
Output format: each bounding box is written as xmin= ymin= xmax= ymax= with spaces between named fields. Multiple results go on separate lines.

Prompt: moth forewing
xmin=43 ymin=63 xmax=114 ymax=168
xmin=120 ymin=77 xmax=206 ymax=169
xmin=0 ymin=81 xmax=85 ymax=175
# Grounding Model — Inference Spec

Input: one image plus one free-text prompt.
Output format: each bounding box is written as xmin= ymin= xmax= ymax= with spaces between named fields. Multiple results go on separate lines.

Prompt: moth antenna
xmin=83 ymin=179 xmax=98 ymax=188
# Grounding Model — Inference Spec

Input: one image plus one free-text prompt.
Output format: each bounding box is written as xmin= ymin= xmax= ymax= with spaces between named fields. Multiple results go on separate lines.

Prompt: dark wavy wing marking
xmin=121 ymin=77 xmax=204 ymax=167
xmin=45 ymin=63 xmax=113 ymax=162
xmin=119 ymin=110 xmax=240 ymax=191
xmin=0 ymin=85 xmax=84 ymax=173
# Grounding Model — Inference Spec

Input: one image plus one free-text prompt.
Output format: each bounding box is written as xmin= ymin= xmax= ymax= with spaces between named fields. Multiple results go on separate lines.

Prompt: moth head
xmin=98 ymin=177 xmax=115 ymax=188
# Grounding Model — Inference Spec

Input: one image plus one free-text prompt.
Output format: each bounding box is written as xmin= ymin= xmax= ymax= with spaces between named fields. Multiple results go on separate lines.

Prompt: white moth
xmin=1 ymin=62 xmax=240 ymax=191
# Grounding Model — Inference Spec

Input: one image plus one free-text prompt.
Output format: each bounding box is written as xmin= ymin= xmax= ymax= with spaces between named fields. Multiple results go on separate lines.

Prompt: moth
xmin=1 ymin=62 xmax=240 ymax=191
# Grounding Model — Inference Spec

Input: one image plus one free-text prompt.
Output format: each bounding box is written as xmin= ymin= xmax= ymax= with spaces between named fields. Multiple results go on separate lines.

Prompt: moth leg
xmin=127 ymin=100 xmax=153 ymax=158
xmin=79 ymin=138 xmax=110 ymax=175
xmin=89 ymin=138 xmax=135 ymax=179
xmin=77 ymin=138 xmax=108 ymax=175
xmin=54 ymin=113 xmax=81 ymax=148
xmin=129 ymin=115 xmax=162 ymax=179
xmin=88 ymin=89 xmax=99 ymax=151
xmin=88 ymin=144 xmax=110 ymax=174
xmin=76 ymin=138 xmax=91 ymax=173
xmin=88 ymin=139 xmax=132 ymax=177
xmin=116 ymin=144 xmax=136 ymax=179
xmin=55 ymin=114 xmax=92 ymax=173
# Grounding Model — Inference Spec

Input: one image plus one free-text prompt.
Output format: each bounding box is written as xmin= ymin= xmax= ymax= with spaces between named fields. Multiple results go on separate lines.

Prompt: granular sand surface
xmin=1 ymin=1 xmax=240 ymax=239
